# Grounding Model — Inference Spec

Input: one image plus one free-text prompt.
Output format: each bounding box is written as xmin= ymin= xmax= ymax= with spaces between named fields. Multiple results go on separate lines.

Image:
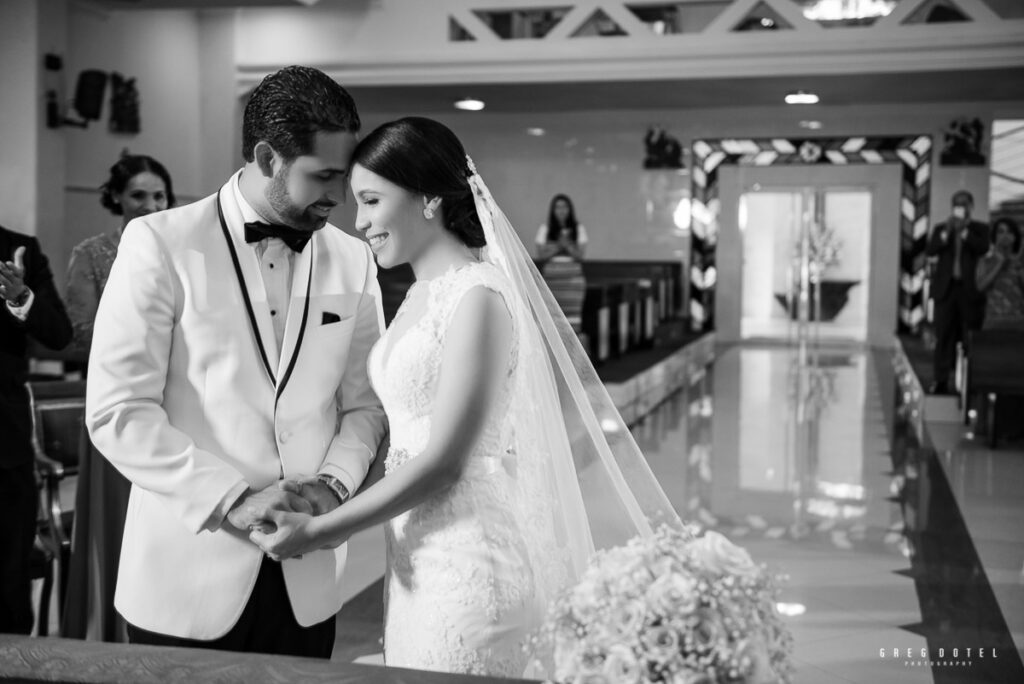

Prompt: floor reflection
xmin=632 ymin=342 xmax=1024 ymax=684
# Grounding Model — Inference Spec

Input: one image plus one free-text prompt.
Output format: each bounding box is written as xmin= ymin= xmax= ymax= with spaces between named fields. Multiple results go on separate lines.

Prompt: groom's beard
xmin=267 ymin=170 xmax=328 ymax=233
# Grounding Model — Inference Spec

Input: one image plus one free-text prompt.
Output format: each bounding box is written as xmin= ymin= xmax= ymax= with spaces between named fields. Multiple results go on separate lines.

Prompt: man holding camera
xmin=926 ymin=190 xmax=989 ymax=394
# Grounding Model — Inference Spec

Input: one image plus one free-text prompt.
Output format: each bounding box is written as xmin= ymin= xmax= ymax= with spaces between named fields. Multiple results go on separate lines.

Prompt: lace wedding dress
xmin=369 ymin=261 xmax=543 ymax=677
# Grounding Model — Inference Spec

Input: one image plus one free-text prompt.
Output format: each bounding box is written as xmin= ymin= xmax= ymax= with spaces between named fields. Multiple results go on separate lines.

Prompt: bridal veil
xmin=466 ymin=158 xmax=686 ymax=610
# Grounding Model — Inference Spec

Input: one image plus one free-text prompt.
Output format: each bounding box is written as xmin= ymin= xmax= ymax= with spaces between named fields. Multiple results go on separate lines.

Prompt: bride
xmin=249 ymin=117 xmax=683 ymax=676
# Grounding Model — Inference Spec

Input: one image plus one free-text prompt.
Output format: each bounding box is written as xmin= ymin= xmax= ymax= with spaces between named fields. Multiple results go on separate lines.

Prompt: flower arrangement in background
xmin=538 ymin=525 xmax=793 ymax=684
xmin=806 ymin=221 xmax=842 ymax=283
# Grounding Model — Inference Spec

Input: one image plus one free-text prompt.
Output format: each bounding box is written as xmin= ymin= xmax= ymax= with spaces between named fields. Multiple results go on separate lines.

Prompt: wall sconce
xmin=45 ymin=53 xmax=108 ymax=129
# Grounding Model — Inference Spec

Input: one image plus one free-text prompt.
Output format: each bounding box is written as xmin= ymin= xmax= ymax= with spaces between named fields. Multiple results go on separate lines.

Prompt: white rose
xmin=571 ymin=579 xmax=604 ymax=623
xmin=602 ymin=644 xmax=642 ymax=684
xmin=689 ymin=532 xmax=758 ymax=579
xmin=640 ymin=623 xmax=681 ymax=665
xmin=647 ymin=573 xmax=699 ymax=617
xmin=689 ymin=609 xmax=724 ymax=653
xmin=609 ymin=598 xmax=647 ymax=637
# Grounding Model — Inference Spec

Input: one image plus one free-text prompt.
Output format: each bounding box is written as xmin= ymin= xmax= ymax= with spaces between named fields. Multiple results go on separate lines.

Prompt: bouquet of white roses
xmin=539 ymin=525 xmax=793 ymax=684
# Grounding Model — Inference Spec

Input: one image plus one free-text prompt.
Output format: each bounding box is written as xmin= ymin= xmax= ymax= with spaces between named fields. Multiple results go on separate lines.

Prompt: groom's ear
xmin=254 ymin=142 xmax=279 ymax=179
xmin=423 ymin=196 xmax=442 ymax=211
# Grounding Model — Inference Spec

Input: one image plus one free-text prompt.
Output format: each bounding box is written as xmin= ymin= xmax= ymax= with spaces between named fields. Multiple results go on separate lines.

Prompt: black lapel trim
xmin=216 ymin=190 xmax=276 ymax=387
xmin=275 ymin=240 xmax=314 ymax=407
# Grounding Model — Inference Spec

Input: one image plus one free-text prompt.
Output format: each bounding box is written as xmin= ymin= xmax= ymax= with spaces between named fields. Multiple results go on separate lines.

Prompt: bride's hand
xmin=248 ymin=509 xmax=324 ymax=561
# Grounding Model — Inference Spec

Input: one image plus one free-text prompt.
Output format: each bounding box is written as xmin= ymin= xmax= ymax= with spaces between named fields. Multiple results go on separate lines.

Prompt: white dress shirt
xmin=232 ymin=177 xmax=296 ymax=349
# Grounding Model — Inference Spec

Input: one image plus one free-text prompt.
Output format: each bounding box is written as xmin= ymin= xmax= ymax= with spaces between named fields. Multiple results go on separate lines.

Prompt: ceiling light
xmin=454 ymin=98 xmax=485 ymax=111
xmin=801 ymin=0 xmax=896 ymax=21
xmin=786 ymin=90 xmax=819 ymax=105
xmin=526 ymin=127 xmax=546 ymax=136
xmin=799 ymin=120 xmax=823 ymax=130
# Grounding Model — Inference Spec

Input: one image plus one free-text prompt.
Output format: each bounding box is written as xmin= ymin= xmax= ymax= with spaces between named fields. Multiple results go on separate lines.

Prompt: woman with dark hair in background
xmin=535 ymin=193 xmax=589 ymax=335
xmin=535 ymin=193 xmax=587 ymax=263
xmin=249 ymin=117 xmax=685 ymax=677
xmin=976 ymin=216 xmax=1024 ymax=330
xmin=60 ymin=153 xmax=173 ymax=643
xmin=65 ymin=154 xmax=175 ymax=356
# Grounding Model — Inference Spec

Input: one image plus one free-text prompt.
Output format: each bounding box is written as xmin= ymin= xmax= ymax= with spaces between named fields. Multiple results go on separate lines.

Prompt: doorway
xmin=716 ymin=164 xmax=903 ymax=347
xmin=740 ymin=187 xmax=872 ymax=342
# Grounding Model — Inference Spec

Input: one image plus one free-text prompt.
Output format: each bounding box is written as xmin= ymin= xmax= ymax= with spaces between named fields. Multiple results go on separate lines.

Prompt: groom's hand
xmin=224 ymin=484 xmax=314 ymax=532
xmin=279 ymin=476 xmax=344 ymax=516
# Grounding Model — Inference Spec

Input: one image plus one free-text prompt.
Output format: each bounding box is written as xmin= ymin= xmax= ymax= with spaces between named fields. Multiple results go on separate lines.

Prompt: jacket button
xmin=279 ymin=430 xmax=291 ymax=443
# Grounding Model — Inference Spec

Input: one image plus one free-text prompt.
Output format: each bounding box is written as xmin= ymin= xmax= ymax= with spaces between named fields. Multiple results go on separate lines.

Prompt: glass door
xmin=740 ymin=186 xmax=871 ymax=342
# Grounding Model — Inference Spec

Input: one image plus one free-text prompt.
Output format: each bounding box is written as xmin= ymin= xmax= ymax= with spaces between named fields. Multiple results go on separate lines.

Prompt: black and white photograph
xmin=1 ymin=1 xmax=1023 ymax=682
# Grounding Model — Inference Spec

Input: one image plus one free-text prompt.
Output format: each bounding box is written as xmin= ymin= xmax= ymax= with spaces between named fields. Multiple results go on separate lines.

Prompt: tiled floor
xmin=32 ymin=338 xmax=1021 ymax=682
xmin=632 ymin=342 xmax=1024 ymax=683
xmin=333 ymin=340 xmax=1024 ymax=682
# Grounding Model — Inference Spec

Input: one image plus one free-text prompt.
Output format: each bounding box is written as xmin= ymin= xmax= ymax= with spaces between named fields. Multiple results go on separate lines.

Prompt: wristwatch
xmin=7 ymin=287 xmax=30 ymax=307
xmin=316 ymin=473 xmax=351 ymax=505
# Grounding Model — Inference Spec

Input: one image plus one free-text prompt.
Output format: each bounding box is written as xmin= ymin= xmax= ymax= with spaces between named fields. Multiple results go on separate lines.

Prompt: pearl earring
xmin=423 ymin=207 xmax=435 ymax=220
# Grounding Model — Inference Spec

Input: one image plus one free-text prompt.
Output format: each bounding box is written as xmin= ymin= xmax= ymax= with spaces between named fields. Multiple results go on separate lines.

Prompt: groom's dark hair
xmin=242 ymin=66 xmax=360 ymax=163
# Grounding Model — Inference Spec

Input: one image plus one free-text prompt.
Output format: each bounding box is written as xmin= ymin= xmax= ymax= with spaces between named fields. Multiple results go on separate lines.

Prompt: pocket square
xmin=322 ymin=311 xmax=342 ymax=325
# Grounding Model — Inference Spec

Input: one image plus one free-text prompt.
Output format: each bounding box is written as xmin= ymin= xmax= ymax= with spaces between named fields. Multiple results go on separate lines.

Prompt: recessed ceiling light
xmin=785 ymin=90 xmax=819 ymax=105
xmin=526 ymin=127 xmax=546 ymax=136
xmin=799 ymin=120 xmax=823 ymax=130
xmin=454 ymin=98 xmax=485 ymax=111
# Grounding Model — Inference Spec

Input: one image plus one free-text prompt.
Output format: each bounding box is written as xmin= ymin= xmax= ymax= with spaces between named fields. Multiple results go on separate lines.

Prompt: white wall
xmin=36 ymin=0 xmax=69 ymax=267
xmin=54 ymin=7 xmax=209 ymax=288
xmin=0 ymin=0 xmax=41 ymax=236
xmin=29 ymin=3 xmax=1023 ymax=291
xmin=338 ymin=101 xmax=1008 ymax=269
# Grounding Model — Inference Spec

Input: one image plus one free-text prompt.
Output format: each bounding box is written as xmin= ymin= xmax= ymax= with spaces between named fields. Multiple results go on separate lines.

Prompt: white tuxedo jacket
xmin=86 ymin=173 xmax=387 ymax=638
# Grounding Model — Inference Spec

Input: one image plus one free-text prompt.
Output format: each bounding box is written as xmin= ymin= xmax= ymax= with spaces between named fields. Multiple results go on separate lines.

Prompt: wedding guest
xmin=975 ymin=217 xmax=1024 ymax=330
xmin=535 ymin=194 xmax=588 ymax=333
xmin=65 ymin=154 xmax=175 ymax=357
xmin=535 ymin=193 xmax=587 ymax=263
xmin=61 ymin=155 xmax=174 ymax=642
xmin=925 ymin=190 xmax=989 ymax=394
xmin=85 ymin=66 xmax=386 ymax=657
xmin=0 ymin=225 xmax=72 ymax=634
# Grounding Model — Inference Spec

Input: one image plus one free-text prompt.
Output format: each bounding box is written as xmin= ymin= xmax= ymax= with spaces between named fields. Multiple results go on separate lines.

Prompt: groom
xmin=86 ymin=66 xmax=387 ymax=657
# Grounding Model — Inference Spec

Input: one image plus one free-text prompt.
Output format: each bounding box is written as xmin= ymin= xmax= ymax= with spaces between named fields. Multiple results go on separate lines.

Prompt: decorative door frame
xmin=689 ymin=135 xmax=933 ymax=334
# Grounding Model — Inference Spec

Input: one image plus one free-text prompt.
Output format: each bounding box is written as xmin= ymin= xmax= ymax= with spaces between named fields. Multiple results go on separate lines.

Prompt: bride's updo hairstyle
xmin=351 ymin=117 xmax=486 ymax=248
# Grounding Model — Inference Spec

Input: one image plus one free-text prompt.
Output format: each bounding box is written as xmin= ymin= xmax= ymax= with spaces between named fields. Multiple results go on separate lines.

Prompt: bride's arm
xmin=253 ymin=286 xmax=513 ymax=558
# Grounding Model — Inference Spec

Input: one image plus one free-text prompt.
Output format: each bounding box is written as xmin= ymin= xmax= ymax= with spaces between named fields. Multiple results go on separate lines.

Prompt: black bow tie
xmin=243 ymin=221 xmax=311 ymax=253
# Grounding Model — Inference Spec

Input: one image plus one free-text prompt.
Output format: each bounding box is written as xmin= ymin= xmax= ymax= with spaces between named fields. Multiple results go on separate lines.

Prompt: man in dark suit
xmin=925 ymin=190 xmax=989 ymax=394
xmin=0 ymin=225 xmax=72 ymax=633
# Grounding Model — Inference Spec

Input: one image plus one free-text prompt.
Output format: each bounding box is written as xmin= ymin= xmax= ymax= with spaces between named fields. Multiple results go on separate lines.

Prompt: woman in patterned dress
xmin=976 ymin=216 xmax=1024 ymax=330
xmin=65 ymin=154 xmax=175 ymax=355
xmin=60 ymin=154 xmax=174 ymax=642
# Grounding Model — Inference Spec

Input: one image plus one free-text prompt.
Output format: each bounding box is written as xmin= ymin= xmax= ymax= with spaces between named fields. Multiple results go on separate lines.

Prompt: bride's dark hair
xmin=351 ymin=117 xmax=486 ymax=248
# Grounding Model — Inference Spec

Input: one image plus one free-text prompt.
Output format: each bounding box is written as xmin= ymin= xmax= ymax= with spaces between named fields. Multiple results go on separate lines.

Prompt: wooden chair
xmin=959 ymin=330 xmax=1024 ymax=447
xmin=27 ymin=379 xmax=88 ymax=634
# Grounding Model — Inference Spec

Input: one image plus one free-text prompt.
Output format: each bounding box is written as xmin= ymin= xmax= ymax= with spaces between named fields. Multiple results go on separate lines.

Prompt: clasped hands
xmin=226 ymin=476 xmax=338 ymax=561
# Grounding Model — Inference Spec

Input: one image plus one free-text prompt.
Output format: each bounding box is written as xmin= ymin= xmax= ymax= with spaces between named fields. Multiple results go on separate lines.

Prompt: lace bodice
xmin=368 ymin=261 xmax=518 ymax=471
xmin=368 ymin=261 xmax=540 ymax=677
xmin=65 ymin=231 xmax=120 ymax=354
